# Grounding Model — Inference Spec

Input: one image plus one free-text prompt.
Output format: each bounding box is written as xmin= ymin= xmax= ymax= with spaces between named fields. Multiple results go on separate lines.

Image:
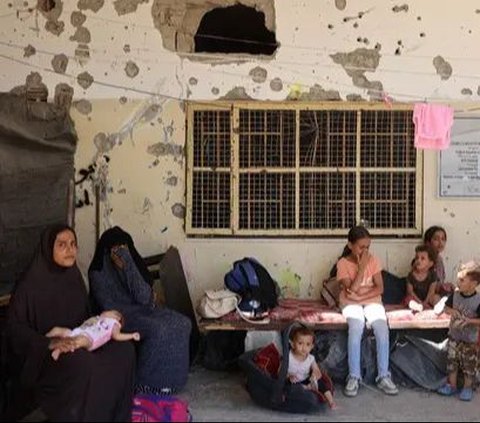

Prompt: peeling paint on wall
xmin=54 ymin=83 xmax=74 ymax=112
xmin=51 ymin=53 xmax=68 ymax=74
xmin=249 ymin=66 xmax=268 ymax=83
xmin=433 ymin=55 xmax=453 ymax=80
xmin=77 ymin=0 xmax=105 ymax=12
xmin=270 ymin=77 xmax=283 ymax=91
xmin=125 ymin=60 xmax=140 ymax=78
xmin=392 ymin=4 xmax=409 ymax=13
xmin=147 ymin=142 xmax=184 ymax=158
xmin=162 ymin=121 xmax=175 ymax=142
xmin=278 ymin=268 xmax=301 ymax=298
xmin=119 ymin=96 xmax=128 ymax=104
xmin=188 ymin=77 xmax=198 ymax=85
xmin=220 ymin=86 xmax=253 ymax=100
xmin=45 ymin=20 xmax=65 ymax=36
xmin=461 ymin=88 xmax=473 ymax=95
xmin=94 ymin=132 xmax=116 ymax=153
xmin=38 ymin=0 xmax=65 ymax=36
xmin=70 ymin=26 xmax=91 ymax=43
xmin=165 ymin=176 xmax=178 ymax=186
xmin=141 ymin=104 xmax=161 ymax=123
xmin=346 ymin=93 xmax=365 ymax=101
xmin=38 ymin=0 xmax=63 ymax=20
xmin=211 ymin=87 xmax=220 ymax=95
xmin=342 ymin=9 xmax=372 ymax=23
xmin=71 ymin=11 xmax=87 ymax=27
xmin=330 ymin=47 xmax=383 ymax=95
xmin=289 ymin=84 xmax=341 ymax=101
xmin=74 ymin=99 xmax=93 ymax=115
xmin=23 ymin=44 xmax=36 ymax=58
xmin=77 ymin=71 xmax=94 ymax=89
xmin=171 ymin=203 xmax=186 ymax=219
xmin=10 ymin=72 xmax=48 ymax=98
xmin=335 ymin=0 xmax=347 ymax=11
xmin=142 ymin=197 xmax=153 ymax=214
xmin=75 ymin=43 xmax=90 ymax=64
xmin=114 ymin=0 xmax=148 ymax=16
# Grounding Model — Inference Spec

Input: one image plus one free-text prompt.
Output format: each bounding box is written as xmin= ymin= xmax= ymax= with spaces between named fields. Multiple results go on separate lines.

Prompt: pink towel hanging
xmin=412 ymin=103 xmax=454 ymax=150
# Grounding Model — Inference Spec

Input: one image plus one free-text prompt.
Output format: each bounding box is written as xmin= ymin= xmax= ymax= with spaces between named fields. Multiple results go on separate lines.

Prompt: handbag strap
xmin=234 ymin=303 xmax=270 ymax=325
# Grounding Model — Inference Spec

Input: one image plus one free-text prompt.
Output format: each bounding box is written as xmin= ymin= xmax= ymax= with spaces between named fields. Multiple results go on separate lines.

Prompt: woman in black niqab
xmin=89 ymin=226 xmax=191 ymax=393
xmin=7 ymin=224 xmax=135 ymax=422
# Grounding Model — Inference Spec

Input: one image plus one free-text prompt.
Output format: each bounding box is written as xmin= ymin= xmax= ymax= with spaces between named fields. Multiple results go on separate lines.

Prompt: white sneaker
xmin=408 ymin=300 xmax=423 ymax=312
xmin=434 ymin=296 xmax=448 ymax=315
xmin=377 ymin=376 xmax=399 ymax=395
xmin=344 ymin=377 xmax=360 ymax=397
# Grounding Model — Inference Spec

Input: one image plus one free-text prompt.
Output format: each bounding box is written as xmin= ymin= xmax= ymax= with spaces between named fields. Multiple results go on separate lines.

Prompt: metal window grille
xmin=187 ymin=103 xmax=422 ymax=236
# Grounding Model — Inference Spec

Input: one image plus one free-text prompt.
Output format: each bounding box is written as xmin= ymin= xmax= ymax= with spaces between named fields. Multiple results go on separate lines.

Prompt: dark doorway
xmin=194 ymin=4 xmax=278 ymax=55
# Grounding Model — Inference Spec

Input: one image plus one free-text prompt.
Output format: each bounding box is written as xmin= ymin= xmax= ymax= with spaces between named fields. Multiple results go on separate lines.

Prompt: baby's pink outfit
xmin=412 ymin=103 xmax=454 ymax=150
xmin=70 ymin=316 xmax=119 ymax=351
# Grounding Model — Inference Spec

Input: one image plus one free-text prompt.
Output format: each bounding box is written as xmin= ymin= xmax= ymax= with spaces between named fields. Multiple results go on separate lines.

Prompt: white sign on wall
xmin=439 ymin=118 xmax=480 ymax=197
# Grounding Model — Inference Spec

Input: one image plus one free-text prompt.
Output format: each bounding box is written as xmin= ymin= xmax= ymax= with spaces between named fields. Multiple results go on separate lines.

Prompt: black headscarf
xmin=8 ymin=224 xmax=89 ymax=386
xmin=88 ymin=226 xmax=153 ymax=286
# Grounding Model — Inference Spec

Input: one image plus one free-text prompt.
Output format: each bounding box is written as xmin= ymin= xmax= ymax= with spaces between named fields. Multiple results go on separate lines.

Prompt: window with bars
xmin=187 ymin=103 xmax=423 ymax=236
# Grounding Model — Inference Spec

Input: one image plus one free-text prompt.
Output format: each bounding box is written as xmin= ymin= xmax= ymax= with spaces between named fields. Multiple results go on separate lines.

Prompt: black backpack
xmin=224 ymin=258 xmax=279 ymax=314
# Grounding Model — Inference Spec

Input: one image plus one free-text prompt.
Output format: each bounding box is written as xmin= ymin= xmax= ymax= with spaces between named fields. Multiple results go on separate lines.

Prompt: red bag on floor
xmin=132 ymin=394 xmax=190 ymax=422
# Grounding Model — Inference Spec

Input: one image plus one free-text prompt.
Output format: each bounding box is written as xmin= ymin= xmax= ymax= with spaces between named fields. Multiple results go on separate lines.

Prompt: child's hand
xmin=288 ymin=374 xmax=298 ymax=383
xmin=346 ymin=290 xmax=361 ymax=301
xmin=133 ymin=332 xmax=141 ymax=341
xmin=450 ymin=309 xmax=462 ymax=319
xmin=358 ymin=251 xmax=371 ymax=270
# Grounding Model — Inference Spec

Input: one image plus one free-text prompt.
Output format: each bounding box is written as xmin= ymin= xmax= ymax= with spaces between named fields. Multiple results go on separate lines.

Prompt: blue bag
xmin=224 ymin=258 xmax=278 ymax=314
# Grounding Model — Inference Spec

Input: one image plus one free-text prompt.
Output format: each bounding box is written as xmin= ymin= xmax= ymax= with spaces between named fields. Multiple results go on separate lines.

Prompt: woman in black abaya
xmin=7 ymin=225 xmax=135 ymax=422
xmin=88 ymin=226 xmax=191 ymax=394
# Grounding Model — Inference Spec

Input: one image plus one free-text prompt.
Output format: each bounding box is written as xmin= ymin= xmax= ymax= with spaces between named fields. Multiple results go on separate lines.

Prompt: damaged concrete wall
xmin=2 ymin=1 xmax=480 ymax=304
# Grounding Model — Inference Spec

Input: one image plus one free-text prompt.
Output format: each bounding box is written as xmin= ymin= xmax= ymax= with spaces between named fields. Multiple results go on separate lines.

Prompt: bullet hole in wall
xmin=37 ymin=0 xmax=56 ymax=12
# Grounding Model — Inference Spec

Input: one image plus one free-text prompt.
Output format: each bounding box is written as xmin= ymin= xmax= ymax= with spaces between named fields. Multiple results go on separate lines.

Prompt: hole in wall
xmin=37 ymin=0 xmax=56 ymax=12
xmin=194 ymin=4 xmax=277 ymax=55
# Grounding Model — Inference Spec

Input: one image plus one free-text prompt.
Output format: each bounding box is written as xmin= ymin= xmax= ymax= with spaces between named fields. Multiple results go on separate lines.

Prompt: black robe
xmin=7 ymin=225 xmax=135 ymax=422
xmin=88 ymin=226 xmax=191 ymax=392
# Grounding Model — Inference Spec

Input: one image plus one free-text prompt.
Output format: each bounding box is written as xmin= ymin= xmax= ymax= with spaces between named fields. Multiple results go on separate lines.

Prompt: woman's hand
xmin=48 ymin=337 xmax=78 ymax=354
xmin=110 ymin=244 xmax=128 ymax=269
xmin=46 ymin=327 xmax=71 ymax=338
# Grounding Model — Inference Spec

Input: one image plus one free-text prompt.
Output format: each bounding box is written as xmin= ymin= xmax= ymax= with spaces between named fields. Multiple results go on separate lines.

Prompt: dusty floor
xmin=183 ymin=366 xmax=479 ymax=422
